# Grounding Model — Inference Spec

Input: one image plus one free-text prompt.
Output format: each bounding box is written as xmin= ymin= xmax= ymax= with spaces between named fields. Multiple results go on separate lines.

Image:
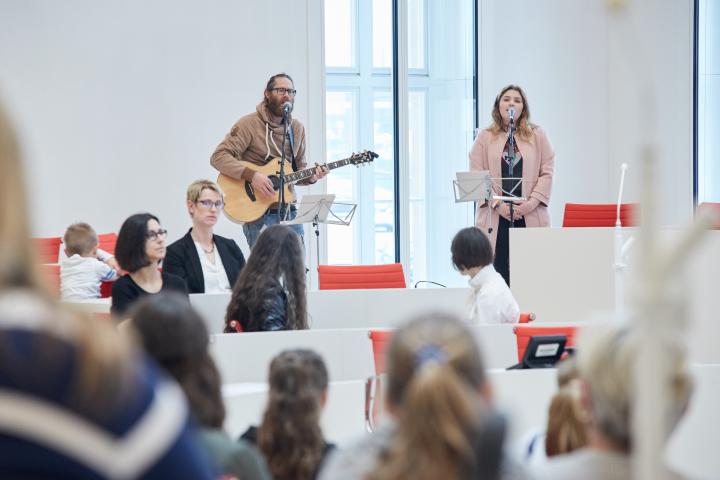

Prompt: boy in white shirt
xmin=60 ymin=223 xmax=119 ymax=300
xmin=451 ymin=227 xmax=520 ymax=324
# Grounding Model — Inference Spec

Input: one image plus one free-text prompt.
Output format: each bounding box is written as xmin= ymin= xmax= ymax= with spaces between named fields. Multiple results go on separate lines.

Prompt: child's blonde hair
xmin=63 ymin=222 xmax=98 ymax=256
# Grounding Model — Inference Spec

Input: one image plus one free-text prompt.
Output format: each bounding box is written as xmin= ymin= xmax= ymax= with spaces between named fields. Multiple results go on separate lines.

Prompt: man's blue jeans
xmin=242 ymin=205 xmax=304 ymax=249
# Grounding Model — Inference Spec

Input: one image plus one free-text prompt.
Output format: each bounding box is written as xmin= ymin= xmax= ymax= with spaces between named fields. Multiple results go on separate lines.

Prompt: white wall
xmin=478 ymin=0 xmax=694 ymax=226
xmin=0 ymin=1 xmax=696 ymax=250
xmin=0 ymin=0 xmax=324 ymax=254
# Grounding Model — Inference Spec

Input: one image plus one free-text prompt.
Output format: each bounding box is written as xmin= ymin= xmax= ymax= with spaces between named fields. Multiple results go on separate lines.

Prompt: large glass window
xmin=325 ymin=0 xmax=394 ymax=266
xmin=698 ymin=0 xmax=719 ymax=203
xmin=324 ymin=0 xmax=476 ymax=287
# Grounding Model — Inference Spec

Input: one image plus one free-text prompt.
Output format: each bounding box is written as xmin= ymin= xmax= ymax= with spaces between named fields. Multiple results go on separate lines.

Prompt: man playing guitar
xmin=210 ymin=73 xmax=328 ymax=248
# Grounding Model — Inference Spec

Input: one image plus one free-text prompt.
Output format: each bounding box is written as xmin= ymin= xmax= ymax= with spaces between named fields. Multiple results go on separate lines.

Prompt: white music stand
xmin=453 ymin=170 xmax=492 ymax=203
xmin=282 ymin=194 xmax=357 ymax=269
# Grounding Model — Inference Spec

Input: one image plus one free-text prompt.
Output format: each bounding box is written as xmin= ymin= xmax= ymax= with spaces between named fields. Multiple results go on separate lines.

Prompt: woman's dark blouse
xmin=111 ymin=272 xmax=188 ymax=316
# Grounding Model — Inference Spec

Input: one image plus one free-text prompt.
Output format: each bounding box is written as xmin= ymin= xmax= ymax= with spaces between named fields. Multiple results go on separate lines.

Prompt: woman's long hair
xmin=0 ymin=101 xmax=42 ymax=293
xmin=488 ymin=84 xmax=535 ymax=141
xmin=130 ymin=293 xmax=225 ymax=429
xmin=545 ymin=382 xmax=589 ymax=457
xmin=224 ymin=225 xmax=307 ymax=331
xmin=0 ymin=100 xmax=134 ymax=418
xmin=368 ymin=313 xmax=494 ymax=480
xmin=257 ymin=349 xmax=328 ymax=480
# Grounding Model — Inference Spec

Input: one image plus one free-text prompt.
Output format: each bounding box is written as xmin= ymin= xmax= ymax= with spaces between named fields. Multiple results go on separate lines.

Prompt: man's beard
xmin=267 ymin=97 xmax=289 ymax=118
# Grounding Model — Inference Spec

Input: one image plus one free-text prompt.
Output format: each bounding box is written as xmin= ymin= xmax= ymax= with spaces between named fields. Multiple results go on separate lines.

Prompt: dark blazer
xmin=163 ymin=229 xmax=246 ymax=294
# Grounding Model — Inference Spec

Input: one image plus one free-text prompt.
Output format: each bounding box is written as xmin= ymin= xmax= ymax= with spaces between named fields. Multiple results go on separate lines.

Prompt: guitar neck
xmin=284 ymin=158 xmax=355 ymax=184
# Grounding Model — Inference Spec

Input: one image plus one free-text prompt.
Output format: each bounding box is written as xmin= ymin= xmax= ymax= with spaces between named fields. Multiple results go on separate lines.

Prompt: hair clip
xmin=414 ymin=344 xmax=447 ymax=368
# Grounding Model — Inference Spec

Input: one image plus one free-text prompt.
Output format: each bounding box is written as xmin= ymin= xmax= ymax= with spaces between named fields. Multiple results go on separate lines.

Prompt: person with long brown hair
xmin=469 ymin=84 xmax=555 ymax=285
xmin=319 ymin=313 xmax=520 ymax=480
xmin=241 ymin=349 xmax=335 ymax=480
xmin=224 ymin=224 xmax=308 ymax=331
xmin=130 ymin=293 xmax=271 ymax=480
xmin=0 ymin=100 xmax=214 ymax=478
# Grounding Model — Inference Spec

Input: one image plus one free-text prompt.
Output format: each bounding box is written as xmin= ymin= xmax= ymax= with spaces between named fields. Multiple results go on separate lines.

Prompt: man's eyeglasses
xmin=196 ymin=199 xmax=225 ymax=210
xmin=146 ymin=229 xmax=168 ymax=241
xmin=271 ymin=88 xmax=297 ymax=97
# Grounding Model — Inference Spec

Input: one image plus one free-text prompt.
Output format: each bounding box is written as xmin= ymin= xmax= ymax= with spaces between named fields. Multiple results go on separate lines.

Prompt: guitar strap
xmin=286 ymin=121 xmax=298 ymax=172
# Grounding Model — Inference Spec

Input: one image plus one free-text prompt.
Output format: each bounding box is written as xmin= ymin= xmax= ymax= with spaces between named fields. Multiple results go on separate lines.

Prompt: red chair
xmin=518 ymin=312 xmax=536 ymax=324
xmin=97 ymin=232 xmax=118 ymax=255
xmin=318 ymin=264 xmax=406 ymax=290
xmin=99 ymin=281 xmax=114 ymax=298
xmin=513 ymin=324 xmax=578 ymax=362
xmin=368 ymin=329 xmax=394 ymax=375
xmin=562 ymin=203 xmax=637 ymax=227
xmin=698 ymin=202 xmax=720 ymax=229
xmin=366 ymin=329 xmax=394 ymax=432
xmin=227 ymin=320 xmax=244 ymax=333
xmin=39 ymin=264 xmax=61 ymax=297
xmin=32 ymin=237 xmax=62 ymax=264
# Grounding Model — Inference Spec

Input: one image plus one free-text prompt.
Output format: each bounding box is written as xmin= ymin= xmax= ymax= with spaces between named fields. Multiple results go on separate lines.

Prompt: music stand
xmin=490 ymin=177 xmax=526 ymax=229
xmin=282 ymin=194 xmax=357 ymax=269
xmin=453 ymin=170 xmax=492 ymax=203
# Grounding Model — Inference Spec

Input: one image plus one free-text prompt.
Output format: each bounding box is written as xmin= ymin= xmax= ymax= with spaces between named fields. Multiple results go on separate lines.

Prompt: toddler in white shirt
xmin=60 ymin=223 xmax=119 ymax=300
xmin=451 ymin=227 xmax=520 ymax=324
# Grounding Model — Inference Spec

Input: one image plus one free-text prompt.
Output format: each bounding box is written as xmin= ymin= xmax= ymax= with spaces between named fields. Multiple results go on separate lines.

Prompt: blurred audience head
xmin=545 ymin=380 xmax=588 ymax=457
xmin=129 ymin=292 xmax=225 ymax=429
xmin=576 ymin=323 xmax=693 ymax=452
xmin=369 ymin=313 xmax=504 ymax=480
xmin=258 ymin=349 xmax=329 ymax=480
xmin=0 ymin=102 xmax=41 ymax=292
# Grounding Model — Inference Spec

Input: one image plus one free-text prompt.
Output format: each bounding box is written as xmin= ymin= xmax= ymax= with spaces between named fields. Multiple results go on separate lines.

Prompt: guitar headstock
xmin=349 ymin=150 xmax=378 ymax=166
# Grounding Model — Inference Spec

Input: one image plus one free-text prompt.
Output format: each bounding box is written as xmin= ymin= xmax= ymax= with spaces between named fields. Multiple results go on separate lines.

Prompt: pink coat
xmin=468 ymin=126 xmax=555 ymax=248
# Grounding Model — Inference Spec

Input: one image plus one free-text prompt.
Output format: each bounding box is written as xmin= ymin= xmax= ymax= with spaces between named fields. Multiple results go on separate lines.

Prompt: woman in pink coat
xmin=469 ymin=85 xmax=555 ymax=285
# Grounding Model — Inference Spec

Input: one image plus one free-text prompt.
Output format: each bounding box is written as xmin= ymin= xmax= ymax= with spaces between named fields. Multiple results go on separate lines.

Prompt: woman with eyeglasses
xmin=111 ymin=212 xmax=188 ymax=317
xmin=164 ymin=180 xmax=246 ymax=294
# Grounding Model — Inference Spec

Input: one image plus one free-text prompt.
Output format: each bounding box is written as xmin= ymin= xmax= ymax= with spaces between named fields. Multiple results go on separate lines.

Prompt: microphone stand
xmin=613 ymin=163 xmax=629 ymax=316
xmin=507 ymin=116 xmax=517 ymax=226
xmin=277 ymin=107 xmax=290 ymax=223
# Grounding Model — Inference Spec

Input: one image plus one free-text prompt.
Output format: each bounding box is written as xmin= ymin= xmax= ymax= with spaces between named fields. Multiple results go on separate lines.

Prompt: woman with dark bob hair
xmin=224 ymin=224 xmax=307 ymax=332
xmin=469 ymin=84 xmax=555 ymax=286
xmin=111 ymin=212 xmax=188 ymax=317
xmin=129 ymin=293 xmax=271 ymax=480
xmin=451 ymin=227 xmax=519 ymax=324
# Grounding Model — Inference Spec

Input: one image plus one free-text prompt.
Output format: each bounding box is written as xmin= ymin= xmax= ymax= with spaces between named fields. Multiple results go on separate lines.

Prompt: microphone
xmin=507 ymin=107 xmax=516 ymax=122
xmin=282 ymin=102 xmax=293 ymax=115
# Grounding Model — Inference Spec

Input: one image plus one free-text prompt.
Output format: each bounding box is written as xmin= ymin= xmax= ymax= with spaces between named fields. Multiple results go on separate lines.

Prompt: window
xmin=697 ymin=0 xmax=720 ymax=203
xmin=324 ymin=0 xmax=476 ymax=287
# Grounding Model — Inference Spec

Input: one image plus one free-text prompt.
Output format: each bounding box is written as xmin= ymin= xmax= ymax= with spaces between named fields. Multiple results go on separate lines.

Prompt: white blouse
xmin=466 ymin=264 xmax=520 ymax=324
xmin=193 ymin=241 xmax=231 ymax=293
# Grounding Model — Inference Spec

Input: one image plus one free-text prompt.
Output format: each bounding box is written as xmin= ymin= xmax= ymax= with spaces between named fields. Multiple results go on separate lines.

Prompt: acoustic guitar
xmin=217 ymin=150 xmax=377 ymax=223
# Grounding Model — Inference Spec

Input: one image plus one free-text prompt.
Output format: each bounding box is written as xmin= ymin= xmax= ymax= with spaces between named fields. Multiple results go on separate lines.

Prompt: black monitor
xmin=508 ymin=335 xmax=567 ymax=370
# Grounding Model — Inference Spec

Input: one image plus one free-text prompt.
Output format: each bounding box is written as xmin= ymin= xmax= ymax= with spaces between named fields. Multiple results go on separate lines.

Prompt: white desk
xmin=210 ymin=324 xmax=521 ymax=385
xmin=191 ymin=287 xmax=470 ymax=334
xmin=511 ymin=228 xmax=720 ymax=364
